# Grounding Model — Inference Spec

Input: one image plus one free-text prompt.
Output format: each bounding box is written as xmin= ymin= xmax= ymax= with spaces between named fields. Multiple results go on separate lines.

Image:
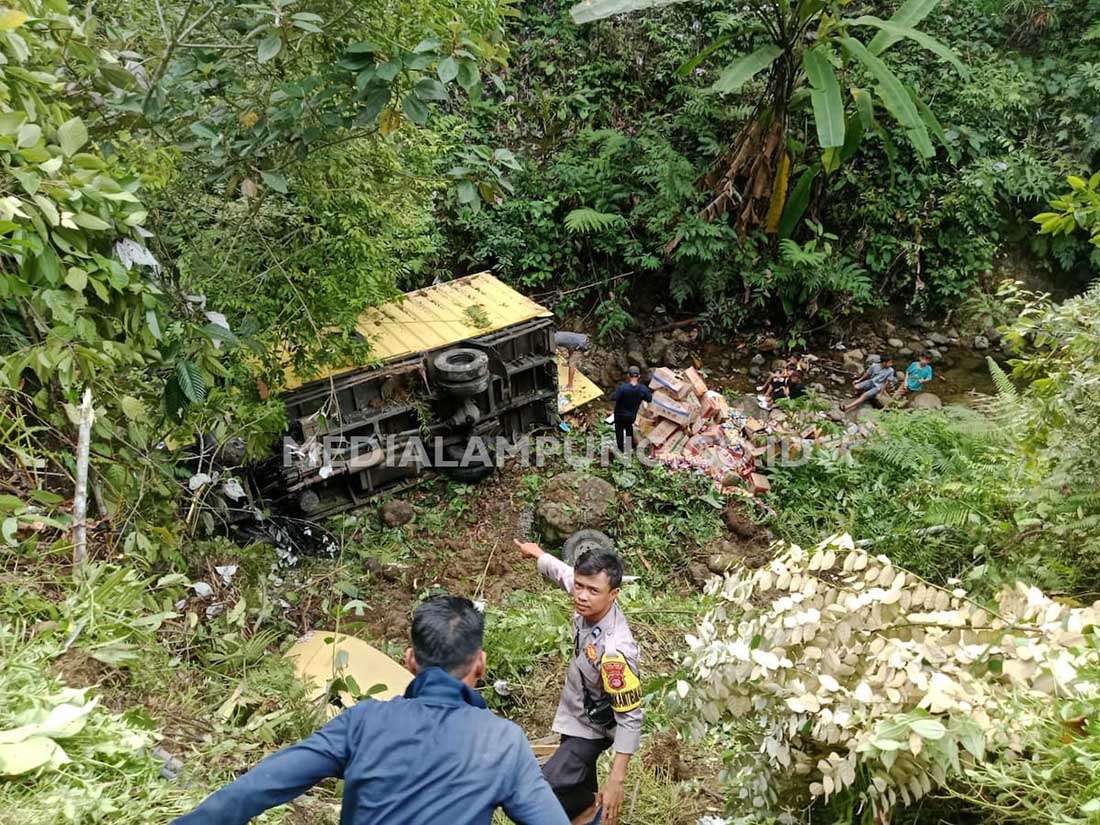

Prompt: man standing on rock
xmin=513 ymin=540 xmax=643 ymax=825
xmin=610 ymin=366 xmax=652 ymax=454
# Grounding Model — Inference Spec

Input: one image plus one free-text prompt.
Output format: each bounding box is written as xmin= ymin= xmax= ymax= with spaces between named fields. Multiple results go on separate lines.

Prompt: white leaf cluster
xmin=681 ymin=533 xmax=1100 ymax=818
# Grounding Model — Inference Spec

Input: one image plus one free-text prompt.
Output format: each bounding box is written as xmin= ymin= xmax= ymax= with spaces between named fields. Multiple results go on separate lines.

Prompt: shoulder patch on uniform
xmin=600 ymin=652 xmax=642 ymax=712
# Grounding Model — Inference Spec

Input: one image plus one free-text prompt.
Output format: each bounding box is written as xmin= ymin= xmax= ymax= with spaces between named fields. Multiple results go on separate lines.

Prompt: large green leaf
xmin=851 ymin=16 xmax=967 ymax=75
xmin=570 ymin=0 xmax=692 ymax=24
xmin=867 ymin=0 xmax=942 ymax=54
xmin=677 ymin=35 xmax=731 ymax=77
xmin=712 ymin=44 xmax=783 ymax=94
xmin=56 ymin=117 xmax=88 ymax=157
xmin=803 ymin=48 xmax=845 ymax=149
xmin=778 ymin=164 xmax=820 ymax=239
xmin=841 ymin=38 xmax=932 ymax=158
xmin=175 ymin=360 xmax=206 ymax=403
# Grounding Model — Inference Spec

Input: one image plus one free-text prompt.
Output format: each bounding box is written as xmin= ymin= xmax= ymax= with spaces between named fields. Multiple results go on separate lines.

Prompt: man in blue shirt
xmin=172 ymin=597 xmax=568 ymax=825
xmin=610 ymin=366 xmax=653 ymax=453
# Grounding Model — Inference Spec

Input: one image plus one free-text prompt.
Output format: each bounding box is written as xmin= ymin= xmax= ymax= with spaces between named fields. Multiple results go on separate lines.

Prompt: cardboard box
xmin=750 ymin=473 xmax=770 ymax=494
xmin=744 ymin=417 xmax=767 ymax=434
xmin=644 ymin=418 xmax=680 ymax=447
xmin=650 ymin=367 xmax=689 ymax=399
xmin=650 ymin=390 xmax=693 ymax=426
xmin=635 ymin=415 xmax=657 ymax=439
xmin=683 ymin=366 xmax=708 ymax=398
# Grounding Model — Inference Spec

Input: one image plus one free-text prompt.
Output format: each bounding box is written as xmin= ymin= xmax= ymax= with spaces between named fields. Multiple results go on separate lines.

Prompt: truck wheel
xmin=440 ymin=441 xmax=495 ymax=484
xmin=437 ymin=374 xmax=490 ymax=398
xmin=433 ymin=348 xmax=489 ymax=383
xmin=562 ymin=529 xmax=614 ymax=565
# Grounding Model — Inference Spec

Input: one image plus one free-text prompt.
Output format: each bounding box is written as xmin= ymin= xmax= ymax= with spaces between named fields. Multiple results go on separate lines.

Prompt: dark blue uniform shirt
xmin=611 ymin=382 xmax=653 ymax=420
xmin=173 ymin=668 xmax=568 ymax=825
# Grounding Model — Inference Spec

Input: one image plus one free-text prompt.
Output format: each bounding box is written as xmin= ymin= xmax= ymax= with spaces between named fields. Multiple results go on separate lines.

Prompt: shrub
xmin=677 ymin=534 xmax=1100 ymax=821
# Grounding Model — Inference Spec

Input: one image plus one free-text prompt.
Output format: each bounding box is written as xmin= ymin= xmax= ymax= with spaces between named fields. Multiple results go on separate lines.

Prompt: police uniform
xmin=536 ymin=553 xmax=643 ymax=819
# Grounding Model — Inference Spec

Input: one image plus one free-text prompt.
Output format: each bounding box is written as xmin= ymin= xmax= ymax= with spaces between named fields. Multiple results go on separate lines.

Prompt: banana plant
xmin=570 ymin=0 xmax=966 ymax=240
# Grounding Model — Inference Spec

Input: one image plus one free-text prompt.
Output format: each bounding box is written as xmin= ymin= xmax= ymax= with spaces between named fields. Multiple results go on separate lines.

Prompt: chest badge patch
xmin=585 ymin=644 xmax=598 ymax=664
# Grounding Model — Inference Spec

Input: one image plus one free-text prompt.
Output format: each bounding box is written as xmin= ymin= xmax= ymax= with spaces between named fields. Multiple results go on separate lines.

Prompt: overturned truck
xmin=254 ymin=273 xmax=564 ymax=519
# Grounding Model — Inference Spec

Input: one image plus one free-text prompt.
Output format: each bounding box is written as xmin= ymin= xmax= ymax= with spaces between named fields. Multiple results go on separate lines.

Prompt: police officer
xmin=514 ymin=539 xmax=642 ymax=825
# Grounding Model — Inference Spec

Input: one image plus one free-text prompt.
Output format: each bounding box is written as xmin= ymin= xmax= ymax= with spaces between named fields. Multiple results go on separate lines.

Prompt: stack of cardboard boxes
xmin=635 ymin=366 xmax=769 ymax=494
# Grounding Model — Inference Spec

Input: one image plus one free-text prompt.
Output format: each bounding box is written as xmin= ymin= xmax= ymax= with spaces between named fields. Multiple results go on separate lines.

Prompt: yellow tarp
xmin=287 ymin=630 xmax=412 ymax=713
xmin=281 ymin=272 xmax=553 ymax=391
xmin=557 ymin=357 xmax=603 ymax=414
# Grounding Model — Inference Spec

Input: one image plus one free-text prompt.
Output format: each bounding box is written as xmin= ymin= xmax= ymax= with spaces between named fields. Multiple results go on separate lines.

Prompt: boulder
xmin=910 ymin=392 xmax=943 ymax=409
xmin=626 ymin=350 xmax=647 ymax=369
xmin=929 ymin=332 xmax=949 ymax=346
xmin=983 ymin=326 xmax=1003 ymax=345
xmin=665 ymin=344 xmax=692 ymax=368
xmin=887 ymin=337 xmax=905 ymax=349
xmin=380 ymin=499 xmax=415 ymax=528
xmin=947 ymin=327 xmax=961 ymax=339
xmin=973 ymin=335 xmax=990 ymax=350
xmin=749 ymin=365 xmax=763 ymax=379
xmin=723 ymin=504 xmax=760 ymax=540
xmin=646 ymin=336 xmax=671 ymax=365
xmin=898 ymin=346 xmax=914 ymax=357
xmin=845 ymin=348 xmax=865 ymax=362
xmin=750 ymin=353 xmax=766 ymax=366
xmin=535 ymin=472 xmax=617 ymax=543
xmin=758 ymin=336 xmax=781 ymax=352
xmin=928 ymin=347 xmax=943 ymax=360
xmin=922 ymin=339 xmax=936 ymax=349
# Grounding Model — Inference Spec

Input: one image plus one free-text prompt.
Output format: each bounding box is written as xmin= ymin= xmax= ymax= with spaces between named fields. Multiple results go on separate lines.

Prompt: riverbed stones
xmin=910 ymin=392 xmax=943 ymax=409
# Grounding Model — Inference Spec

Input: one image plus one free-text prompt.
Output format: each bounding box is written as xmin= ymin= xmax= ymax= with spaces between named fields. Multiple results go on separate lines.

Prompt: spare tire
xmin=437 ymin=374 xmax=491 ymax=399
xmin=433 ymin=348 xmax=489 ymax=383
xmin=562 ymin=529 xmax=615 ymax=565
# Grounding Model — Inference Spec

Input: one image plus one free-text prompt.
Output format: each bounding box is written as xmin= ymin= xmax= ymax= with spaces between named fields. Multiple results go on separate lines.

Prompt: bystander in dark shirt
xmin=171 ymin=668 xmax=566 ymax=825
xmin=611 ymin=382 xmax=653 ymax=421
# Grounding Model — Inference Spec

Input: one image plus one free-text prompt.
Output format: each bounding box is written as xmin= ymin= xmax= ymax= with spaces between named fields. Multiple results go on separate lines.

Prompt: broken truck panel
xmin=254 ymin=273 xmax=570 ymax=519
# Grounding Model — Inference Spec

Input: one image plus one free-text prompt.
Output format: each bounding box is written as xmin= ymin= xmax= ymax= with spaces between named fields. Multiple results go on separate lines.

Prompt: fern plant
xmin=563 ymin=207 xmax=628 ymax=235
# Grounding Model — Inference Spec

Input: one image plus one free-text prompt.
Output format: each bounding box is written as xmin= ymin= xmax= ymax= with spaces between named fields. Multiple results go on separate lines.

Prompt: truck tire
xmin=440 ymin=441 xmax=495 ymax=484
xmin=433 ymin=348 xmax=489 ymax=383
xmin=437 ymin=374 xmax=491 ymax=399
xmin=562 ymin=529 xmax=614 ymax=565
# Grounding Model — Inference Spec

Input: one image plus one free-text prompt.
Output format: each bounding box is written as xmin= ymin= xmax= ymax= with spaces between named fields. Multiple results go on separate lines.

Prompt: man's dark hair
xmin=919 ymin=351 xmax=931 ymax=361
xmin=411 ymin=596 xmax=484 ymax=677
xmin=882 ymin=355 xmax=894 ymax=364
xmin=574 ymin=549 xmax=624 ymax=590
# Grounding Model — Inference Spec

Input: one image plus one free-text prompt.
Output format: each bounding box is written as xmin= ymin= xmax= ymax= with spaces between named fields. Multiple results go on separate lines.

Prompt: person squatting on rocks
xmin=611 ymin=366 xmax=653 ymax=453
xmin=514 ymin=540 xmax=643 ymax=825
xmin=844 ymin=356 xmax=897 ymax=412
xmin=172 ymin=597 xmax=568 ymax=825
xmin=901 ymin=352 xmax=934 ymax=398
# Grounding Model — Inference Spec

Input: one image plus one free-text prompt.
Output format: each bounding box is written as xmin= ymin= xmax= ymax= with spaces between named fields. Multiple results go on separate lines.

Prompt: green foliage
xmin=0 ymin=624 xmax=190 ymax=823
xmin=957 ymin=671 xmax=1100 ymax=824
xmin=1035 ymin=172 xmax=1100 ymax=247
xmin=766 ymin=409 xmax=1045 ymax=589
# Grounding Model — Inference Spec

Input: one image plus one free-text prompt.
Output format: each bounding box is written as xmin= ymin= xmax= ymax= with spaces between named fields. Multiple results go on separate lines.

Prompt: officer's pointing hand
xmin=513 ymin=539 xmax=544 ymax=560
